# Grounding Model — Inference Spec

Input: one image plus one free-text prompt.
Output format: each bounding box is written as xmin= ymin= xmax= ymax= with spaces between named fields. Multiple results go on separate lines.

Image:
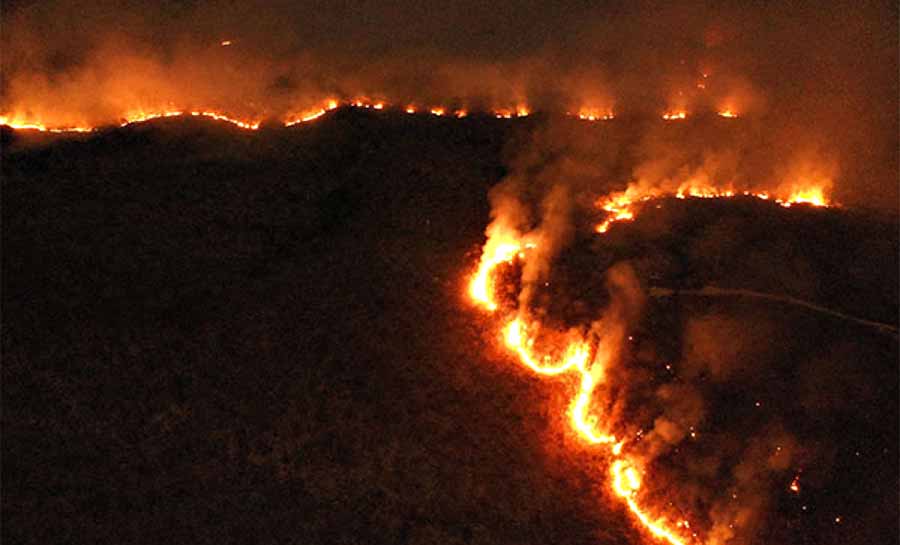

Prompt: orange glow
xmin=188 ymin=110 xmax=261 ymax=129
xmin=284 ymin=99 xmax=340 ymax=126
xmin=468 ymin=230 xmax=525 ymax=311
xmin=469 ymin=219 xmax=694 ymax=545
xmin=789 ymin=474 xmax=801 ymax=494
xmin=220 ymin=40 xmax=232 ymax=46
xmin=468 ymin=174 xmax=835 ymax=542
xmin=593 ymin=180 xmax=831 ymax=233
xmin=0 ymin=115 xmax=93 ymax=133
xmin=612 ymin=461 xmax=687 ymax=545
xmin=779 ymin=186 xmax=828 ymax=208
xmin=4 ymin=100 xmax=789 ymax=133
xmin=576 ymin=108 xmax=615 ymax=121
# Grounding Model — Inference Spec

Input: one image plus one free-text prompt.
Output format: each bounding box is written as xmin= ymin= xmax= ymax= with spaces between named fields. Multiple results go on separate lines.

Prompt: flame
xmin=469 ymin=223 xmax=693 ymax=545
xmin=188 ymin=110 xmax=261 ymax=129
xmin=789 ymin=474 xmax=801 ymax=494
xmin=470 ymin=175 xmax=834 ymax=544
xmin=284 ymin=99 xmax=339 ymax=126
xmin=4 ymin=99 xmax=787 ymax=133
xmin=0 ymin=115 xmax=93 ymax=133
xmin=576 ymin=108 xmax=615 ymax=121
xmin=220 ymin=40 xmax=232 ymax=46
xmin=468 ymin=231 xmax=524 ymax=311
xmin=593 ymin=180 xmax=831 ymax=233
xmin=612 ymin=461 xmax=688 ymax=545
xmin=780 ymin=186 xmax=827 ymax=208
xmin=2 ymin=99 xmax=548 ymax=133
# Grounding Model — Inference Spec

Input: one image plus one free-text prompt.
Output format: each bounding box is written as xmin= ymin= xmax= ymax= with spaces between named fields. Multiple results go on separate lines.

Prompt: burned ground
xmin=3 ymin=111 xmax=897 ymax=544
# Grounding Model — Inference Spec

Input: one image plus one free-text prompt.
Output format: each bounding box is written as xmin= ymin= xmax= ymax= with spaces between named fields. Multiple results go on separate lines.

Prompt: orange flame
xmin=469 ymin=176 xmax=834 ymax=544
xmin=789 ymin=474 xmax=801 ymax=494
xmin=576 ymin=107 xmax=615 ymax=121
xmin=593 ymin=180 xmax=831 ymax=233
xmin=469 ymin=224 xmax=694 ymax=545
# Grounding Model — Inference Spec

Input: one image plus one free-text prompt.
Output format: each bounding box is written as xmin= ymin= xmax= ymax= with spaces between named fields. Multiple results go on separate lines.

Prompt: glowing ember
xmin=220 ymin=40 xmax=232 ymax=46
xmin=789 ymin=474 xmax=801 ymax=494
xmin=662 ymin=111 xmax=687 ymax=120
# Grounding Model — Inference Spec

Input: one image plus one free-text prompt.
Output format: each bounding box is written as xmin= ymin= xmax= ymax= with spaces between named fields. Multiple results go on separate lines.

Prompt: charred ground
xmin=3 ymin=110 xmax=898 ymax=544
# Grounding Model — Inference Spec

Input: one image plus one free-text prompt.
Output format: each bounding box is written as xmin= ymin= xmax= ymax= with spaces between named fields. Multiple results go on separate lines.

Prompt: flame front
xmin=594 ymin=180 xmax=831 ymax=234
xmin=468 ymin=221 xmax=693 ymax=545
xmin=468 ymin=178 xmax=833 ymax=544
xmin=1 ymin=97 xmax=778 ymax=133
xmin=662 ymin=111 xmax=687 ymax=120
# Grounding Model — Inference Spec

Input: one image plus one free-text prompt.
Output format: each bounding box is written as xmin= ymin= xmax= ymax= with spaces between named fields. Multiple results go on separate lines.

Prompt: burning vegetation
xmin=2 ymin=1 xmax=896 ymax=544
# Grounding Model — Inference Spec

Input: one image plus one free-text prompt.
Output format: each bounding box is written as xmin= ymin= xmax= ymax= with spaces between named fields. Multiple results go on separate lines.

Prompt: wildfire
xmin=3 ymin=99 xmax=773 ymax=133
xmin=469 ymin=221 xmax=694 ymax=545
xmin=0 ymin=115 xmax=93 ymax=133
xmin=284 ymin=99 xmax=340 ymax=126
xmin=493 ymin=106 xmax=530 ymax=119
xmin=780 ymin=186 xmax=828 ymax=207
xmin=612 ymin=461 xmax=689 ymax=545
xmin=468 ymin=174 xmax=835 ymax=544
xmin=188 ymin=110 xmax=261 ymax=129
xmin=594 ymin=181 xmax=831 ymax=233
xmin=576 ymin=108 xmax=615 ymax=121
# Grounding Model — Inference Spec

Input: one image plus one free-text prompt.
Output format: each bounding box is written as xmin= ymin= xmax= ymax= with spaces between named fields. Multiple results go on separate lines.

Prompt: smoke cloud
xmin=3 ymin=0 xmax=896 ymax=207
